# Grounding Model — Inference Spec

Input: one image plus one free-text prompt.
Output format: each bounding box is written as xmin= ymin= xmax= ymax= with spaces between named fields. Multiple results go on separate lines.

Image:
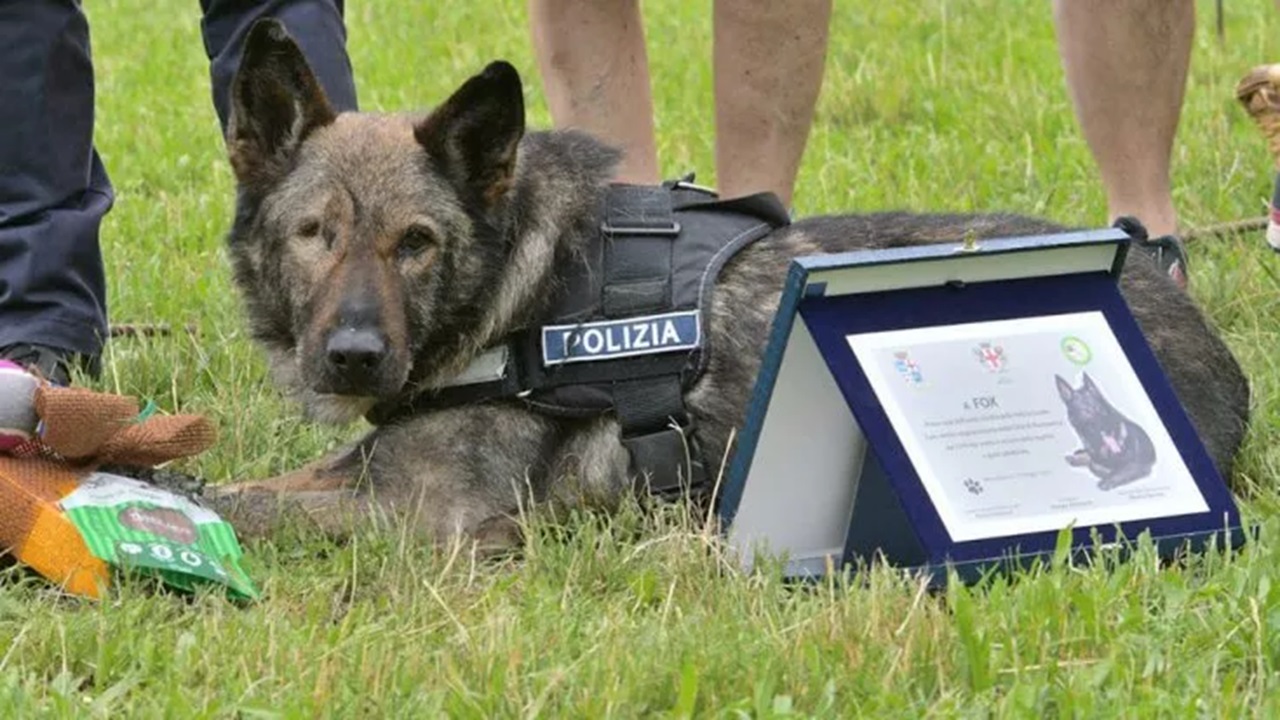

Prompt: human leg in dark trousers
xmin=0 ymin=0 xmax=111 ymax=382
xmin=200 ymin=0 xmax=359 ymax=132
xmin=0 ymin=1 xmax=358 ymax=385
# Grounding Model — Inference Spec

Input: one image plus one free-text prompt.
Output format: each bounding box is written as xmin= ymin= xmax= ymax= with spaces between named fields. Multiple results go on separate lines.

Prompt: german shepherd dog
xmin=214 ymin=20 xmax=1250 ymax=546
xmin=1056 ymin=372 xmax=1158 ymax=491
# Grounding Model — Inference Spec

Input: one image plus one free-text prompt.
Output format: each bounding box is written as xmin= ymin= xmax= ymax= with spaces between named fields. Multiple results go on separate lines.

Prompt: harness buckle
xmin=671 ymin=179 xmax=719 ymax=196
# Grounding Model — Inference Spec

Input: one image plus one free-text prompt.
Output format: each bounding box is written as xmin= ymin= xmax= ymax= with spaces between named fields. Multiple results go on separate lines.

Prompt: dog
xmin=211 ymin=20 xmax=1251 ymax=547
xmin=1057 ymin=372 xmax=1158 ymax=490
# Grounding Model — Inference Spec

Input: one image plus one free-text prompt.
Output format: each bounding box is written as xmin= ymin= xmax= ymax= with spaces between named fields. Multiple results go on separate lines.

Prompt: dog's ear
xmin=226 ymin=19 xmax=336 ymax=188
xmin=1081 ymin=372 xmax=1098 ymax=394
xmin=1055 ymin=375 xmax=1073 ymax=402
xmin=415 ymin=61 xmax=525 ymax=205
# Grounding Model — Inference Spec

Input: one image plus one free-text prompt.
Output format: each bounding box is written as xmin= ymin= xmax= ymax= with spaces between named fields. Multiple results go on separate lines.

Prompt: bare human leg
xmin=527 ymin=0 xmax=660 ymax=185
xmin=712 ymin=0 xmax=832 ymax=207
xmin=1053 ymin=0 xmax=1194 ymax=241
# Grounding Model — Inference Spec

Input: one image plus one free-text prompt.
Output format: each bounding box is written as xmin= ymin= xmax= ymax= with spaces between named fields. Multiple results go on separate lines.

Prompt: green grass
xmin=5 ymin=0 xmax=1280 ymax=715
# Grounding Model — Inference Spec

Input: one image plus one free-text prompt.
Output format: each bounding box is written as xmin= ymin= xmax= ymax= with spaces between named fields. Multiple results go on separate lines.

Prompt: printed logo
xmin=973 ymin=342 xmax=1007 ymax=373
xmin=963 ymin=478 xmax=984 ymax=495
xmin=892 ymin=350 xmax=924 ymax=386
xmin=1061 ymin=336 xmax=1092 ymax=366
xmin=119 ymin=506 xmax=198 ymax=545
xmin=541 ymin=310 xmax=701 ymax=366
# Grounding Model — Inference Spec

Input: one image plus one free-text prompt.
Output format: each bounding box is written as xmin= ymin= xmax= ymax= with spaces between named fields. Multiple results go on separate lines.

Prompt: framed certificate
xmin=719 ymin=228 xmax=1243 ymax=584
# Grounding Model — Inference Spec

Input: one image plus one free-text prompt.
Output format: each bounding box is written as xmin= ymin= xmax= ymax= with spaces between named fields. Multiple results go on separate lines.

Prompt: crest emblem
xmin=893 ymin=351 xmax=924 ymax=386
xmin=973 ymin=342 xmax=1007 ymax=372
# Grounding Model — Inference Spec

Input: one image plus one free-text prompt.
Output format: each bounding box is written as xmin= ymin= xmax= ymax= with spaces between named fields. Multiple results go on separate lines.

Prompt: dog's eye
xmin=398 ymin=226 xmax=437 ymax=261
xmin=298 ymin=219 xmax=322 ymax=238
xmin=297 ymin=219 xmax=338 ymax=251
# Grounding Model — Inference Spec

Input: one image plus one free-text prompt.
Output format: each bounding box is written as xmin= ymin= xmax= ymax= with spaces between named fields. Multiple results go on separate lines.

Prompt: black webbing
xmin=601 ymin=185 xmax=679 ymax=317
xmin=613 ymin=376 xmax=706 ymax=497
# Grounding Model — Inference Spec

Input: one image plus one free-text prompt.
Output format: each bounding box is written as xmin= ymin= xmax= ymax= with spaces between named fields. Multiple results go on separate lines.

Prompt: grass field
xmin=6 ymin=0 xmax=1280 ymax=716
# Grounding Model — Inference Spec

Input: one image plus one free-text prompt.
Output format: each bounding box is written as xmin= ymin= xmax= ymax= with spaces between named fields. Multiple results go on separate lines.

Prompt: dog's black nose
xmin=325 ymin=328 xmax=388 ymax=383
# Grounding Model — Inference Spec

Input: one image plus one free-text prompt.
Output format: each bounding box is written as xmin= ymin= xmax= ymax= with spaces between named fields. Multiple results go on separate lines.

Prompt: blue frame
xmin=720 ymin=229 xmax=1244 ymax=581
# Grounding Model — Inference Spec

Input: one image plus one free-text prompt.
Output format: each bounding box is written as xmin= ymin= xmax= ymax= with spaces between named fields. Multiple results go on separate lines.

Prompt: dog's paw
xmin=469 ymin=515 xmax=524 ymax=555
xmin=1065 ymin=450 xmax=1091 ymax=467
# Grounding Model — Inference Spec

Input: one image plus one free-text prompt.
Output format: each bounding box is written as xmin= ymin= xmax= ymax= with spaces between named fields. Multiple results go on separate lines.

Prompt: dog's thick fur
xmin=213 ymin=21 xmax=1251 ymax=545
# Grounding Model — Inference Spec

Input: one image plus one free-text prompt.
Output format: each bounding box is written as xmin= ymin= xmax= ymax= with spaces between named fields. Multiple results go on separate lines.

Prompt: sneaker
xmin=1112 ymin=216 xmax=1189 ymax=291
xmin=0 ymin=344 xmax=78 ymax=386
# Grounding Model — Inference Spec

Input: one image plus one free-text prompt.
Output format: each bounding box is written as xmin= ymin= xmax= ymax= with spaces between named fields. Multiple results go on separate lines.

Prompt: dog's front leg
xmin=205 ymin=442 xmax=378 ymax=540
xmin=211 ymin=404 xmax=566 ymax=548
xmin=203 ymin=487 xmax=381 ymax=542
xmin=217 ymin=444 xmax=367 ymax=494
xmin=367 ymin=406 xmax=563 ymax=548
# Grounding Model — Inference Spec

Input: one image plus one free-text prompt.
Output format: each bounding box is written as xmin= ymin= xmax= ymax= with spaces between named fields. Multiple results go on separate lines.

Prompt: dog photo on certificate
xmin=1056 ymin=372 xmax=1158 ymax=491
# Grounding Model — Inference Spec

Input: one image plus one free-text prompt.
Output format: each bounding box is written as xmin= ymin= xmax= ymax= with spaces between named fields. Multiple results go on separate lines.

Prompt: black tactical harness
xmin=367 ymin=178 xmax=791 ymax=498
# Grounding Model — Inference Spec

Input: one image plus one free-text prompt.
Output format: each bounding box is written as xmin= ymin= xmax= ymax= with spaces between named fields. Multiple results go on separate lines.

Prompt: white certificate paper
xmin=846 ymin=311 xmax=1208 ymax=543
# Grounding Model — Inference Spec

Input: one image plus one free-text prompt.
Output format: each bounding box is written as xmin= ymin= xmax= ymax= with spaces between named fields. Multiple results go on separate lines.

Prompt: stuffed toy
xmin=0 ymin=368 xmax=255 ymax=599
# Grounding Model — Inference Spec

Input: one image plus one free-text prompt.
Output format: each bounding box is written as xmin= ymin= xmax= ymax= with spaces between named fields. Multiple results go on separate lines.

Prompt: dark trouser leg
xmin=200 ymin=0 xmax=358 ymax=132
xmin=0 ymin=1 xmax=111 ymax=360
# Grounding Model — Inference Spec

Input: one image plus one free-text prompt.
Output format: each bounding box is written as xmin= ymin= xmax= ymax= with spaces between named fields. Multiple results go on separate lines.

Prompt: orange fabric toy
xmin=0 ymin=383 xmax=216 ymax=598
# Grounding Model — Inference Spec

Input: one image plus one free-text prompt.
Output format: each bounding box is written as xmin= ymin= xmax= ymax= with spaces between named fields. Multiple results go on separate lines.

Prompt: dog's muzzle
xmin=321 ymin=327 xmax=392 ymax=395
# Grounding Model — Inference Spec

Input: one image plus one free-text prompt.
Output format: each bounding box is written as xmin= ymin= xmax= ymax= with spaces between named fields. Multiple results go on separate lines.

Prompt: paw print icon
xmin=963 ymin=478 xmax=983 ymax=495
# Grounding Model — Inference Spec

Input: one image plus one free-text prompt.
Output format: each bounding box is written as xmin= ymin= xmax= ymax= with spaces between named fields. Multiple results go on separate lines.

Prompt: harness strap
xmin=613 ymin=375 xmax=706 ymax=497
xmin=602 ymin=184 xmax=679 ymax=317
xmin=600 ymin=185 xmax=706 ymax=496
